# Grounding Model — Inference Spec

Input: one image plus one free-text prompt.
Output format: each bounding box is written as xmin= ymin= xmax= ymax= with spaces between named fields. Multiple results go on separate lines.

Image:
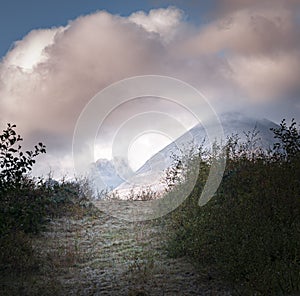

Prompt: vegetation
xmin=0 ymin=123 xmax=93 ymax=282
xmin=165 ymin=119 xmax=300 ymax=295
xmin=1 ymin=120 xmax=299 ymax=295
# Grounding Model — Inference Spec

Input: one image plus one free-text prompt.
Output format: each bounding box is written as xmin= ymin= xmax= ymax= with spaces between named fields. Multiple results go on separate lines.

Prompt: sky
xmin=0 ymin=0 xmax=300 ymax=178
xmin=0 ymin=0 xmax=214 ymax=58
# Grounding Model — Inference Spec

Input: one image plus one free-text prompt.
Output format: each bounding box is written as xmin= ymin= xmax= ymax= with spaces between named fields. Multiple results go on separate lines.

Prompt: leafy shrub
xmin=0 ymin=124 xmax=49 ymax=235
xmin=0 ymin=186 xmax=49 ymax=235
xmin=0 ymin=123 xmax=46 ymax=191
xmin=271 ymin=118 xmax=300 ymax=161
xmin=42 ymin=178 xmax=93 ymax=219
xmin=0 ymin=230 xmax=39 ymax=274
xmin=0 ymin=123 xmax=94 ymax=288
xmin=165 ymin=119 xmax=300 ymax=295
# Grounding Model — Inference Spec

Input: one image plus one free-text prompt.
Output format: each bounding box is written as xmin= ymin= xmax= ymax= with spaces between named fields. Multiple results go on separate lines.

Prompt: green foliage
xmin=0 ymin=123 xmax=46 ymax=191
xmin=0 ymin=230 xmax=39 ymax=274
xmin=0 ymin=185 xmax=49 ymax=235
xmin=0 ymin=123 xmax=96 ymax=294
xmin=165 ymin=119 xmax=300 ymax=295
xmin=0 ymin=124 xmax=88 ymax=235
xmin=0 ymin=124 xmax=49 ymax=235
xmin=271 ymin=118 xmax=300 ymax=160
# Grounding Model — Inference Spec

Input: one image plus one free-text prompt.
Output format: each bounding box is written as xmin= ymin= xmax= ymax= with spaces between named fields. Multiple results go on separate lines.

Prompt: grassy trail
xmin=1 ymin=201 xmax=231 ymax=295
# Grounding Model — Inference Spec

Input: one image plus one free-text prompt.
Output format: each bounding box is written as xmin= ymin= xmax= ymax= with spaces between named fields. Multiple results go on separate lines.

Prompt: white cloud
xmin=129 ymin=7 xmax=184 ymax=41
xmin=228 ymin=53 xmax=300 ymax=101
xmin=3 ymin=28 xmax=64 ymax=71
xmin=0 ymin=4 xmax=299 ymax=177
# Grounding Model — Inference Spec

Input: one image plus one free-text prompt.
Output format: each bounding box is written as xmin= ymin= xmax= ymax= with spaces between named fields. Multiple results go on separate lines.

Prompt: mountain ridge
xmin=91 ymin=112 xmax=280 ymax=196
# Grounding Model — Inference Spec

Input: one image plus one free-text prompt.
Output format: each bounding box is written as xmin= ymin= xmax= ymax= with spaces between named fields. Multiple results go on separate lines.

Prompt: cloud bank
xmin=0 ymin=3 xmax=299 ymax=176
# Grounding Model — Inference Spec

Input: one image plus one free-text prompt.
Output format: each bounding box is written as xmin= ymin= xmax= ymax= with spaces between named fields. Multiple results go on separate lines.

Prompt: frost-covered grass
xmin=165 ymin=119 xmax=300 ymax=295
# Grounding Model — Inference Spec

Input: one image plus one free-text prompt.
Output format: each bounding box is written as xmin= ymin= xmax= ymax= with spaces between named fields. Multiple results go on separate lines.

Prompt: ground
xmin=1 ymin=201 xmax=231 ymax=295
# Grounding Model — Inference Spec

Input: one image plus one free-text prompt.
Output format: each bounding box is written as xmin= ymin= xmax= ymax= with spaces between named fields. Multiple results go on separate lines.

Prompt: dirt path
xmin=27 ymin=202 xmax=231 ymax=295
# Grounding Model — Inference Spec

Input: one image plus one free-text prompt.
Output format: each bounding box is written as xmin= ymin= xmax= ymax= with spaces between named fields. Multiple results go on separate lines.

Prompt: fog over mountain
xmin=91 ymin=112 xmax=279 ymax=197
xmin=1 ymin=3 xmax=299 ymax=181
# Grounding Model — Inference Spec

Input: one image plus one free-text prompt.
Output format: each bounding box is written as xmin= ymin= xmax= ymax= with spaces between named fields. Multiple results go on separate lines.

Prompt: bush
xmin=0 ymin=123 xmax=93 ymax=285
xmin=271 ymin=118 xmax=300 ymax=161
xmin=0 ymin=124 xmax=49 ymax=235
xmin=0 ymin=123 xmax=46 ymax=191
xmin=0 ymin=230 xmax=39 ymax=274
xmin=165 ymin=119 xmax=300 ymax=295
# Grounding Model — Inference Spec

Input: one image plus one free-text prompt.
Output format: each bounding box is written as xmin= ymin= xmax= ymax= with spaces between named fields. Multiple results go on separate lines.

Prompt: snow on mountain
xmin=134 ymin=112 xmax=278 ymax=176
xmin=93 ymin=112 xmax=279 ymax=198
xmin=88 ymin=158 xmax=124 ymax=194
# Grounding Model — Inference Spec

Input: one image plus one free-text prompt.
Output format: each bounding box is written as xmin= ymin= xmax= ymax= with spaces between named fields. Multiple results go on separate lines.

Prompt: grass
xmin=164 ymin=121 xmax=300 ymax=295
xmin=1 ymin=120 xmax=299 ymax=295
xmin=0 ymin=174 xmax=96 ymax=295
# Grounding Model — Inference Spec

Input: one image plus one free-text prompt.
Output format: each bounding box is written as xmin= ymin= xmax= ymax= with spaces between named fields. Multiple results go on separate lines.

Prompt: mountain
xmin=92 ymin=112 xmax=279 ymax=197
xmin=136 ymin=112 xmax=278 ymax=174
xmin=88 ymin=158 xmax=124 ymax=193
